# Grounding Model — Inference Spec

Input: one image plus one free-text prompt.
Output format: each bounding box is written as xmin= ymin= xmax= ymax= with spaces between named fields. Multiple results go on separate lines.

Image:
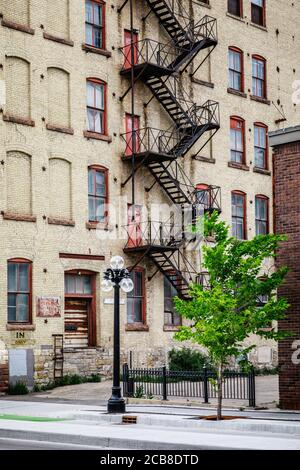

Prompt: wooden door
xmin=125 ymin=113 xmax=140 ymax=156
xmin=64 ymin=298 xmax=89 ymax=349
xmin=127 ymin=204 xmax=142 ymax=247
xmin=124 ymin=30 xmax=138 ymax=69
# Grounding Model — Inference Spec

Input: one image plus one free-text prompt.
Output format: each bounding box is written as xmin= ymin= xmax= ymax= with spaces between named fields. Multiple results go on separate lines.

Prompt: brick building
xmin=270 ymin=126 xmax=300 ymax=410
xmin=0 ymin=0 xmax=299 ymax=390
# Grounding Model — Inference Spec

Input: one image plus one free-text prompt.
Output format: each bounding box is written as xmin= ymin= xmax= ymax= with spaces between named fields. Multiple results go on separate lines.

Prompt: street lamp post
xmin=101 ymin=256 xmax=134 ymax=414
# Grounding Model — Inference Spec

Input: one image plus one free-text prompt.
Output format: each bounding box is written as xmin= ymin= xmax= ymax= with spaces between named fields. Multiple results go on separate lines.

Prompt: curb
xmin=0 ymin=428 xmax=234 ymax=450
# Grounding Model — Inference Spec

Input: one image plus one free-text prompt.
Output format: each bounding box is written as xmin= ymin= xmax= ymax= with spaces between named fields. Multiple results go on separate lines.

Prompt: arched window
xmin=232 ymin=191 xmax=247 ymax=240
xmin=127 ymin=267 xmax=146 ymax=325
xmin=6 ymin=151 xmax=32 ymax=216
xmin=7 ymin=258 xmax=32 ymax=324
xmin=86 ymin=78 xmax=107 ymax=135
xmin=228 ymin=47 xmax=244 ymax=93
xmin=254 ymin=122 xmax=268 ymax=170
xmin=5 ymin=57 xmax=31 ymax=121
xmin=88 ymin=165 xmax=109 ymax=223
xmin=252 ymin=55 xmax=267 ymax=99
xmin=255 ymin=195 xmax=269 ymax=235
xmin=85 ymin=0 xmax=106 ymax=50
xmin=230 ymin=116 xmax=245 ymax=164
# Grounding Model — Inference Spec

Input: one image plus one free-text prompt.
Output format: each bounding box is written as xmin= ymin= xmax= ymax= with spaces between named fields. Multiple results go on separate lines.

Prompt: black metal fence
xmin=122 ymin=364 xmax=256 ymax=407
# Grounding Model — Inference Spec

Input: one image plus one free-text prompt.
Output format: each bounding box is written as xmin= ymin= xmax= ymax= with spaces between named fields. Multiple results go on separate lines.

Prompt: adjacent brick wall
xmin=273 ymin=141 xmax=300 ymax=410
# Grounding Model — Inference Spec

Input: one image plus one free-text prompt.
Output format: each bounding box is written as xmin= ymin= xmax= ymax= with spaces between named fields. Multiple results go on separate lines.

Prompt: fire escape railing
xmin=119 ymin=1 xmax=221 ymax=298
xmin=124 ymin=220 xmax=184 ymax=250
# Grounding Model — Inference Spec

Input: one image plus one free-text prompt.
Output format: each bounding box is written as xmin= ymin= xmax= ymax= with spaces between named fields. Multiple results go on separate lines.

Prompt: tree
xmin=174 ymin=211 xmax=290 ymax=420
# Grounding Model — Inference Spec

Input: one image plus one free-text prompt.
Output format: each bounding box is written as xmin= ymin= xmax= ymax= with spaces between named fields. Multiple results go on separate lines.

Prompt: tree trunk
xmin=217 ymin=363 xmax=223 ymax=421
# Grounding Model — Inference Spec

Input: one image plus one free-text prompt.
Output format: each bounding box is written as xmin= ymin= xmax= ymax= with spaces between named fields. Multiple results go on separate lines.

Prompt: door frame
xmin=64 ymin=270 xmax=97 ymax=347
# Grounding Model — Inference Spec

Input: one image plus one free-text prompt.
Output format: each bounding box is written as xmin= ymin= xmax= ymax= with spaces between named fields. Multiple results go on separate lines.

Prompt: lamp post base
xmin=107 ymin=386 xmax=126 ymax=414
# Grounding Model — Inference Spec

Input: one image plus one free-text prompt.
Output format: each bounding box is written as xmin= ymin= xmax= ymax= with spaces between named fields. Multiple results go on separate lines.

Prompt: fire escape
xmin=119 ymin=0 xmax=221 ymax=299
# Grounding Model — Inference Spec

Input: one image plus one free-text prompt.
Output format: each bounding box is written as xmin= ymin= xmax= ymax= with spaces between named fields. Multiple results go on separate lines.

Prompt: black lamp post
xmin=101 ymin=256 xmax=134 ymax=414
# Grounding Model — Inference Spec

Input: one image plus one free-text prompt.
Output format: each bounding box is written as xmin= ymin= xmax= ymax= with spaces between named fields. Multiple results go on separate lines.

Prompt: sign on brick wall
xmin=37 ymin=297 xmax=61 ymax=317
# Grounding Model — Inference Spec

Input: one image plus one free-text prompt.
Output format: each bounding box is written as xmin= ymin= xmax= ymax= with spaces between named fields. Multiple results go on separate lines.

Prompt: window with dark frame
xmin=65 ymin=274 xmax=92 ymax=294
xmin=164 ymin=275 xmax=182 ymax=327
xmin=88 ymin=166 xmax=108 ymax=223
xmin=7 ymin=259 xmax=31 ymax=323
xmin=232 ymin=191 xmax=246 ymax=240
xmin=228 ymin=47 xmax=244 ymax=92
xmin=254 ymin=123 xmax=268 ymax=169
xmin=252 ymin=56 xmax=267 ymax=99
xmin=251 ymin=0 xmax=266 ymax=26
xmin=127 ymin=268 xmax=145 ymax=324
xmin=85 ymin=0 xmax=105 ymax=49
xmin=86 ymin=79 xmax=106 ymax=135
xmin=255 ymin=195 xmax=269 ymax=236
xmin=230 ymin=117 xmax=245 ymax=163
xmin=228 ymin=0 xmax=243 ymax=17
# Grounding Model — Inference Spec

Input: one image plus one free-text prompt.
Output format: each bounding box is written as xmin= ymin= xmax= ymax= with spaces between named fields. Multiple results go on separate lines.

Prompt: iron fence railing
xmin=123 ymin=364 xmax=256 ymax=407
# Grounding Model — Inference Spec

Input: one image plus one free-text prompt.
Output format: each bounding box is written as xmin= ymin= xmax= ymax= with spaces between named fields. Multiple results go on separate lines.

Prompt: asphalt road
xmin=0 ymin=437 xmax=113 ymax=450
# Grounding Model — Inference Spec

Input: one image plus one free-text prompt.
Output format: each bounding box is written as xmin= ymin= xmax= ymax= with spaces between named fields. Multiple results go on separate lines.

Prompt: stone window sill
xmin=163 ymin=325 xmax=181 ymax=332
xmin=191 ymin=77 xmax=214 ymax=89
xmin=82 ymin=44 xmax=112 ymax=57
xmin=86 ymin=221 xmax=110 ymax=230
xmin=228 ymin=161 xmax=250 ymax=171
xmin=2 ymin=212 xmax=36 ymax=222
xmin=250 ymin=22 xmax=267 ymax=32
xmin=46 ymin=124 xmax=74 ymax=135
xmin=226 ymin=12 xmax=245 ymax=23
xmin=48 ymin=217 xmax=75 ymax=227
xmin=125 ymin=323 xmax=149 ymax=332
xmin=6 ymin=324 xmax=35 ymax=331
xmin=227 ymin=88 xmax=247 ymax=98
xmin=43 ymin=32 xmax=74 ymax=47
xmin=250 ymin=95 xmax=270 ymax=106
xmin=192 ymin=155 xmax=216 ymax=164
xmin=253 ymin=167 xmax=271 ymax=176
xmin=1 ymin=19 xmax=34 ymax=35
xmin=83 ymin=131 xmax=112 ymax=142
xmin=3 ymin=115 xmax=35 ymax=127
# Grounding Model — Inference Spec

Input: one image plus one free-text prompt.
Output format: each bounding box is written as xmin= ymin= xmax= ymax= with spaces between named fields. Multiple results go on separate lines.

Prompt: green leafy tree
xmin=174 ymin=212 xmax=290 ymax=420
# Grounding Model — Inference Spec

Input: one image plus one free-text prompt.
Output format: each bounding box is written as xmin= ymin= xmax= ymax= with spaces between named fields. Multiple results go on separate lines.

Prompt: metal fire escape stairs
xmin=119 ymin=1 xmax=221 ymax=299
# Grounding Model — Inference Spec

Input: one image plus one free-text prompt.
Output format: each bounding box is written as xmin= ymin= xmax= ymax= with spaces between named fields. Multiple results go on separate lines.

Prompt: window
xmin=252 ymin=56 xmax=267 ymax=99
xmin=88 ymin=166 xmax=108 ymax=223
xmin=230 ymin=117 xmax=245 ymax=163
xmin=228 ymin=47 xmax=244 ymax=92
xmin=254 ymin=123 xmax=268 ymax=169
xmin=85 ymin=0 xmax=105 ymax=49
xmin=164 ymin=276 xmax=181 ymax=327
xmin=65 ymin=274 xmax=92 ymax=294
xmin=127 ymin=268 xmax=145 ymax=324
xmin=228 ymin=0 xmax=243 ymax=17
xmin=7 ymin=259 xmax=32 ymax=323
xmin=232 ymin=191 xmax=246 ymax=240
xmin=255 ymin=195 xmax=269 ymax=235
xmin=251 ymin=0 xmax=265 ymax=26
xmin=86 ymin=79 xmax=106 ymax=135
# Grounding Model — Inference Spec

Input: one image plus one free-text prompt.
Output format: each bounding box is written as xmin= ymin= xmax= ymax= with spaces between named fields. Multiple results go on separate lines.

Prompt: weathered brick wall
xmin=273 ymin=141 xmax=300 ymax=410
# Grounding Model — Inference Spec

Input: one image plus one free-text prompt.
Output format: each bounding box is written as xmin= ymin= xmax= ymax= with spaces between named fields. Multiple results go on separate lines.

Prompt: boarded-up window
xmin=47 ymin=68 xmax=70 ymax=128
xmin=193 ymin=49 xmax=212 ymax=84
xmin=49 ymin=158 xmax=72 ymax=220
xmin=6 ymin=151 xmax=32 ymax=215
xmin=46 ymin=0 xmax=70 ymax=39
xmin=5 ymin=57 xmax=30 ymax=119
xmin=2 ymin=0 xmax=30 ymax=26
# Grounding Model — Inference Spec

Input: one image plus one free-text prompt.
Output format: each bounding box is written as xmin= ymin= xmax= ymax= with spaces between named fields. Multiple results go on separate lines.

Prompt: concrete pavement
xmin=0 ymin=399 xmax=299 ymax=450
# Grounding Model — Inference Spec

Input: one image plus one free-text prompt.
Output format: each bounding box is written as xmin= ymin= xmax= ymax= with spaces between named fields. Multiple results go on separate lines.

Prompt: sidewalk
xmin=7 ymin=375 xmax=278 ymax=409
xmin=0 ymin=399 xmax=299 ymax=450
